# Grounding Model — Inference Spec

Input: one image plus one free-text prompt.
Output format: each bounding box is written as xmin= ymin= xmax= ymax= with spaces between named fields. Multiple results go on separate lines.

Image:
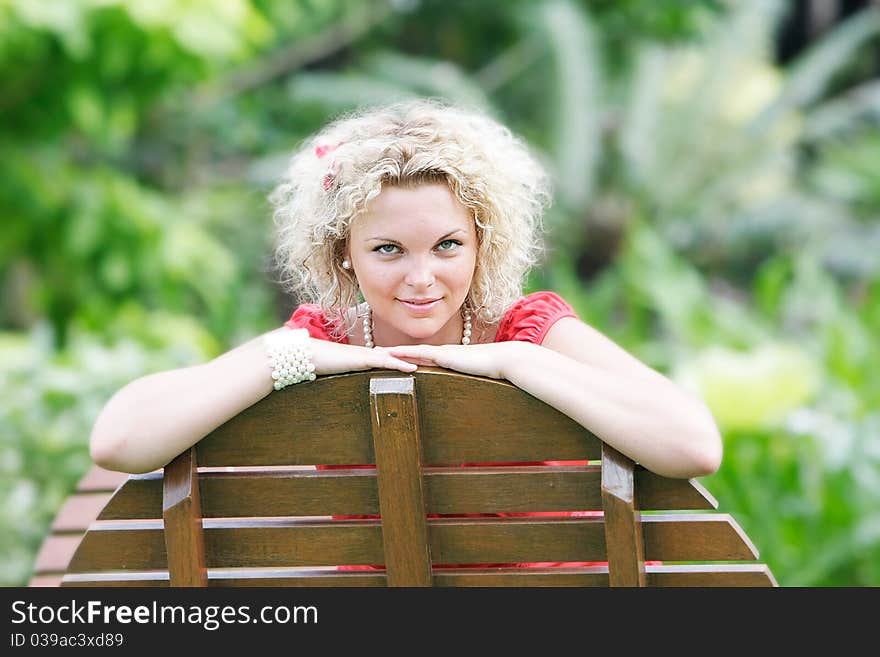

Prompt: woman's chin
xmin=387 ymin=315 xmax=449 ymax=343
xmin=396 ymin=323 xmax=441 ymax=342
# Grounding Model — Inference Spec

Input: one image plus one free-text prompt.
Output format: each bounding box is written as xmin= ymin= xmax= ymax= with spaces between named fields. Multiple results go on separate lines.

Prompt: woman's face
xmin=345 ymin=182 xmax=477 ymax=346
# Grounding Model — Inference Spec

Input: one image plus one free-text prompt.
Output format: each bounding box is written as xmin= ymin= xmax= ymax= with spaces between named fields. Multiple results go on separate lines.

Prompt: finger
xmin=393 ymin=358 xmax=418 ymax=372
xmin=371 ymin=347 xmax=419 ymax=372
xmin=387 ymin=345 xmax=433 ymax=358
xmin=388 ymin=351 xmax=436 ymax=365
xmin=388 ymin=346 xmax=446 ymax=369
xmin=395 ymin=356 xmax=435 ymax=367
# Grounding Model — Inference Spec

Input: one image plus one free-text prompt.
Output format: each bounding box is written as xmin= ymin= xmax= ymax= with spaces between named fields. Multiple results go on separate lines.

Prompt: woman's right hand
xmin=306 ymin=335 xmax=418 ymax=376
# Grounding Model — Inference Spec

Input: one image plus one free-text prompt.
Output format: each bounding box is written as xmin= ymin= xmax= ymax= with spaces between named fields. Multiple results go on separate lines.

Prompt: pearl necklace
xmin=363 ymin=303 xmax=472 ymax=348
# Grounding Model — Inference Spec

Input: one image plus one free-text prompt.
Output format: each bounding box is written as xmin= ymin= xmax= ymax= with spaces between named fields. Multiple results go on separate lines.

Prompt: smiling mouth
xmin=398 ymin=298 xmax=442 ymax=311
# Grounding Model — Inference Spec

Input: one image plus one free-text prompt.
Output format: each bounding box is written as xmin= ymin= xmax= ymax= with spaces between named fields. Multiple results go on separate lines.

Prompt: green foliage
xmin=0 ymin=321 xmax=214 ymax=586
xmin=0 ymin=0 xmax=280 ymax=350
xmin=521 ymin=3 xmax=880 ymax=585
xmin=533 ymin=222 xmax=880 ymax=586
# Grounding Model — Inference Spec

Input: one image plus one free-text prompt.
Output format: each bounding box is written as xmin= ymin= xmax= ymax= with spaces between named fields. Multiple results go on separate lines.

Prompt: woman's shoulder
xmin=284 ymin=303 xmax=355 ymax=344
xmin=494 ymin=291 xmax=579 ymax=346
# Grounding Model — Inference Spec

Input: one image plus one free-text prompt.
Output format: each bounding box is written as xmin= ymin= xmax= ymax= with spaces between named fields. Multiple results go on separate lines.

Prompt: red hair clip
xmin=316 ymin=141 xmax=344 ymax=191
xmin=315 ymin=141 xmax=344 ymax=159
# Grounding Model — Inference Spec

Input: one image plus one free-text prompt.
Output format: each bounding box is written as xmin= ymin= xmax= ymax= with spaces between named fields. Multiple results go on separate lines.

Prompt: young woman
xmin=90 ymin=99 xmax=721 ymax=481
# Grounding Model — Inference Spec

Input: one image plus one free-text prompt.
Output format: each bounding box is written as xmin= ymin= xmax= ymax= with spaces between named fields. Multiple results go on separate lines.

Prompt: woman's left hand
xmin=386 ymin=341 xmax=526 ymax=380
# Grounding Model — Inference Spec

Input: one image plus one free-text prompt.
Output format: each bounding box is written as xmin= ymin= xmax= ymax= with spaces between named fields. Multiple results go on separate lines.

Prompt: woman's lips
xmin=398 ymin=298 xmax=441 ymax=314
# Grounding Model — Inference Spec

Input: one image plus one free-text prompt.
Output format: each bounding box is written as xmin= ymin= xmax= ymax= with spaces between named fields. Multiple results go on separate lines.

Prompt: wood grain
xmin=56 ymin=370 xmax=777 ymax=588
xmin=195 ymin=369 xmax=601 ymax=467
xmin=601 ymin=443 xmax=646 ymax=586
xmin=162 ymin=447 xmax=207 ymax=586
xmin=97 ymin=464 xmax=717 ymax=521
xmin=62 ymin=563 xmax=777 ymax=587
xmin=370 ymin=376 xmax=432 ymax=585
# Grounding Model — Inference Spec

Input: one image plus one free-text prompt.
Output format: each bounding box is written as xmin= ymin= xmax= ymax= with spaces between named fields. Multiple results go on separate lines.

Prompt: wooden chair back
xmin=58 ymin=368 xmax=777 ymax=587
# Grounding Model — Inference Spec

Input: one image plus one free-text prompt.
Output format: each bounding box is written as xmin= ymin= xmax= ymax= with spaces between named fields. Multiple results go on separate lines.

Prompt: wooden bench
xmin=38 ymin=367 xmax=776 ymax=587
xmin=29 ymin=465 xmax=129 ymax=587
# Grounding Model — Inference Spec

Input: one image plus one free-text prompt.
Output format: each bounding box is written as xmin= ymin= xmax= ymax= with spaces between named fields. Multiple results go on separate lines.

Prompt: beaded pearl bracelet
xmin=264 ymin=328 xmax=316 ymax=390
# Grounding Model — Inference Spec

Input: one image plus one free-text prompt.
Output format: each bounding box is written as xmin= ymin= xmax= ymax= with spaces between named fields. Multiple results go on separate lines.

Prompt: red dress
xmin=284 ymin=290 xmax=577 ymax=346
xmin=284 ymin=292 xmax=631 ymax=569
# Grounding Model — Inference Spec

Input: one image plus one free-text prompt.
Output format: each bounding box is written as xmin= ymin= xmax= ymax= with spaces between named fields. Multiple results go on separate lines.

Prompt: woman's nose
xmin=404 ymin=258 xmax=435 ymax=288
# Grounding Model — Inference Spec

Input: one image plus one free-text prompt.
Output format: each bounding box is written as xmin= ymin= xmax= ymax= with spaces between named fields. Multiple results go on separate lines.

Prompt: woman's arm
xmin=388 ymin=318 xmax=722 ymax=479
xmin=89 ymin=331 xmax=276 ymax=474
xmin=503 ymin=318 xmax=722 ymax=479
xmin=90 ymin=328 xmax=419 ymax=474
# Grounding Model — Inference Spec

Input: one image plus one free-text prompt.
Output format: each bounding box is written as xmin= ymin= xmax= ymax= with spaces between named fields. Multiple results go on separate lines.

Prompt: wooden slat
xmin=68 ymin=520 xmax=384 ymax=571
xmin=370 ymin=377 xmax=432 ymax=586
xmin=636 ymin=470 xmax=717 ymax=510
xmin=643 ymin=514 xmax=759 ymax=561
xmin=63 ymin=571 xmax=170 ymax=587
xmin=30 ymin=575 xmax=65 ymax=587
xmin=76 ymin=466 xmax=130 ymax=492
xmin=195 ymin=369 xmax=601 ymax=467
xmin=51 ymin=493 xmax=115 ymax=532
xmin=62 ymin=563 xmax=776 ymax=588
xmin=646 ymin=564 xmax=777 ymax=587
xmin=65 ymin=567 xmax=605 ymax=587
xmin=76 ymin=518 xmax=601 ymax=571
xmin=162 ymin=448 xmax=207 ymax=586
xmin=207 ymin=521 xmax=386 ymax=569
xmin=30 ymin=466 xmax=129 ymax=586
xmin=96 ymin=465 xmax=716 ymax=521
xmin=601 ymin=444 xmax=646 ymax=586
xmin=202 ymin=469 xmax=378 ymax=518
xmin=68 ymin=522 xmax=168 ymax=572
xmin=103 ymin=467 xmax=602 ymax=520
xmin=429 ymin=517 xmax=608 ymax=565
xmin=206 ymin=568 xmax=386 ymax=587
xmin=434 ymin=567 xmax=610 ymax=587
xmin=197 ymin=373 xmax=375 ymax=466
xmin=67 ymin=513 xmax=761 ymax=573
xmin=425 ymin=466 xmax=601 ymax=513
xmin=416 ymin=369 xmax=602 ymax=463
xmin=34 ymin=535 xmax=83 ymax=573
xmin=436 ymin=564 xmax=776 ymax=587
xmin=63 ymin=568 xmax=386 ymax=588
xmin=99 ymin=473 xmax=164 ymax=519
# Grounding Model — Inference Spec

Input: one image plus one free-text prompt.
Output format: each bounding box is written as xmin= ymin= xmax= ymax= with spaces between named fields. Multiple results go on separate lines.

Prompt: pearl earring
xmin=342 ymin=259 xmax=351 ymax=269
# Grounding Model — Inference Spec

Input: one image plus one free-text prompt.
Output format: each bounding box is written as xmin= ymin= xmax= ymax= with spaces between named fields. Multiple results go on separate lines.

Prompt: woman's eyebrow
xmin=366 ymin=229 xmax=466 ymax=243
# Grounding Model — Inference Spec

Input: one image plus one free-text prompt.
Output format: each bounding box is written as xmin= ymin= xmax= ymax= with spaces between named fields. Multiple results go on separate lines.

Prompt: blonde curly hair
xmin=269 ymin=98 xmax=552 ymax=339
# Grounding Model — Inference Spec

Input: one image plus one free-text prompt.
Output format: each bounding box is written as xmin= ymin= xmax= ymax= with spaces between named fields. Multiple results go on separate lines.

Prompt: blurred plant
xmin=524 ymin=2 xmax=880 ymax=584
xmin=532 ymin=218 xmax=880 ymax=586
xmin=0 ymin=0 xmax=300 ymax=349
xmin=609 ymin=1 xmax=880 ymax=283
xmin=0 ymin=320 xmax=215 ymax=586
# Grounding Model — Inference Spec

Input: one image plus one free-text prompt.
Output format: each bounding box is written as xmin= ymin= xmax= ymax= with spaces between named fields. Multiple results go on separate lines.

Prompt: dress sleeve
xmin=283 ymin=304 xmax=345 ymax=342
xmin=495 ymin=291 xmax=579 ymax=346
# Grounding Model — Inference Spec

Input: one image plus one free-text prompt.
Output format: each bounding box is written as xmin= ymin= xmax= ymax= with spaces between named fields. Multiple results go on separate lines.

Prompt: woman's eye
xmin=373 ymin=240 xmax=461 ymax=255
